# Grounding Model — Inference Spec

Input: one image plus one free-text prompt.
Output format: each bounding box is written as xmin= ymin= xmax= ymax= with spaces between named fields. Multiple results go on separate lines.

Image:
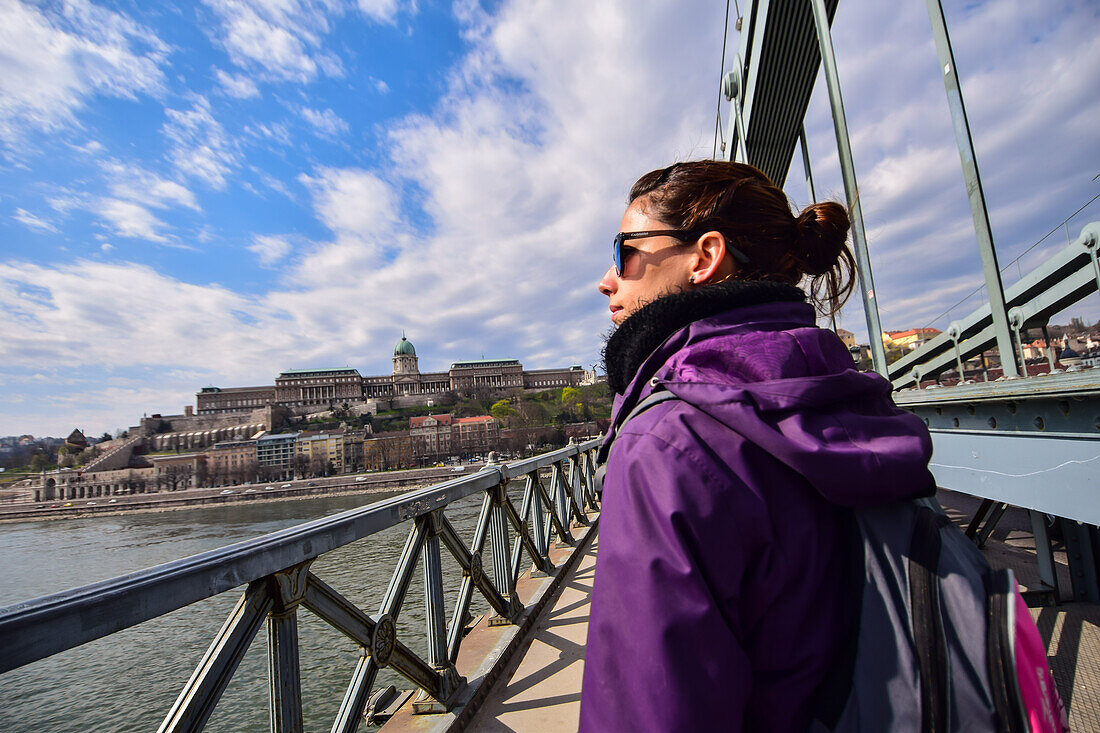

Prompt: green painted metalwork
xmin=808 ymin=0 xmax=888 ymax=376
xmin=924 ymin=0 xmax=1019 ymax=377
xmin=889 ymin=223 xmax=1100 ymax=389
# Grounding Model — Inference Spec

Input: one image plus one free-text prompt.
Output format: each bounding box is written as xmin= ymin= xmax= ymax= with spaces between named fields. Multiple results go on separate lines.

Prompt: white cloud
xmin=248 ymin=233 xmax=292 ymax=265
xmin=12 ymin=208 xmax=58 ymax=233
xmin=35 ymin=160 xmax=201 ymax=245
xmin=3 ymin=0 xmax=1098 ymax=436
xmin=0 ymin=259 xmax=290 ymax=371
xmin=371 ymin=77 xmax=390 ymax=94
xmin=101 ymin=160 xmax=201 ymax=212
xmin=162 ymin=96 xmax=240 ymax=189
xmin=245 ymin=120 xmax=293 ymax=147
xmin=251 ymin=167 xmax=294 ymax=199
xmin=70 ymin=139 xmax=105 ymax=155
xmin=98 ymin=198 xmax=168 ymax=242
xmin=214 ymin=68 xmax=261 ymax=99
xmin=295 ymin=167 xmax=403 ymax=283
xmin=0 ymin=0 xmax=166 ymax=149
xmin=356 ymin=0 xmax=400 ymax=24
xmin=299 ymin=106 xmax=350 ymax=139
xmin=269 ymin=0 xmax=720 ymax=371
xmin=298 ymin=167 xmax=399 ymax=239
xmin=200 ymin=0 xmax=346 ymax=83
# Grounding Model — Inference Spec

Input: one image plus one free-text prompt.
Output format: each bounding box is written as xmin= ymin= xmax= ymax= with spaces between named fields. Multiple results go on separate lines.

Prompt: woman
xmin=580 ymin=161 xmax=935 ymax=731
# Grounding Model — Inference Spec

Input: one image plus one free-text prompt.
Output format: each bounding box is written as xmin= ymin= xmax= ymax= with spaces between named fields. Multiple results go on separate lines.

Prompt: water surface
xmin=0 ymin=490 xmax=500 ymax=732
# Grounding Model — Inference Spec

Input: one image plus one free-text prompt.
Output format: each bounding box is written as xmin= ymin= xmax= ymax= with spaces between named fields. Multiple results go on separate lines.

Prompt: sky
xmin=1 ymin=0 xmax=1098 ymax=438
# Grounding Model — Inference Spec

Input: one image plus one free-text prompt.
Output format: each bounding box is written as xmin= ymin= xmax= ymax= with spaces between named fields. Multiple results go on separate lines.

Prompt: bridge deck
xmin=463 ymin=533 xmax=597 ymax=730
xmin=383 ymin=492 xmax=1100 ymax=731
xmin=939 ymin=490 xmax=1100 ymax=731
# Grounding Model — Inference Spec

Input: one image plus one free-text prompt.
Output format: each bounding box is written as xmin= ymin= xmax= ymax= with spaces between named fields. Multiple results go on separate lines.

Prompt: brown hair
xmin=628 ymin=160 xmax=856 ymax=316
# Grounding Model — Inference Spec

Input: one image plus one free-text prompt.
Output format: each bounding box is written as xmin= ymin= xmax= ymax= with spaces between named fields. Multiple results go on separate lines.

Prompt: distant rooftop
xmin=450 ymin=359 xmax=520 ymax=368
xmin=197 ymin=385 xmax=274 ymax=394
xmin=257 ymin=432 xmax=300 ymax=442
xmin=277 ymin=368 xmax=360 ymax=376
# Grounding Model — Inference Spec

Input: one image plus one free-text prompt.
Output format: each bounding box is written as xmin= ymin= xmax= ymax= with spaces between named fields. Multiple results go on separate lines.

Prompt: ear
xmin=689 ymin=230 xmax=736 ymax=285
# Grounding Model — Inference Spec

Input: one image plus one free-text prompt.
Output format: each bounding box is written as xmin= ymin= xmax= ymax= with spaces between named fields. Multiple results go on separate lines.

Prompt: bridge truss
xmin=718 ymin=0 xmax=1100 ymax=601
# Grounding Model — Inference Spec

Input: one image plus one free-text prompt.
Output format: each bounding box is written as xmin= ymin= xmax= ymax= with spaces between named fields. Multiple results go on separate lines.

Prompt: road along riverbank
xmin=0 ymin=465 xmax=485 ymax=523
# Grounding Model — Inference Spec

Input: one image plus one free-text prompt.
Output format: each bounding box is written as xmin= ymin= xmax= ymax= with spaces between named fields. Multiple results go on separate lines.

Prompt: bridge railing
xmin=0 ymin=438 xmax=602 ymax=733
xmin=887 ymin=223 xmax=1100 ymax=390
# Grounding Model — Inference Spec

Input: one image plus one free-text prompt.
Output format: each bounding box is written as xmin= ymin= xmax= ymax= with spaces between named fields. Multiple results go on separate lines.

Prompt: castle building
xmin=275 ymin=368 xmax=362 ymax=407
xmin=449 ymin=359 xmax=524 ymax=391
xmin=196 ymin=336 xmax=588 ymax=415
xmin=196 ymin=386 xmax=276 ymax=414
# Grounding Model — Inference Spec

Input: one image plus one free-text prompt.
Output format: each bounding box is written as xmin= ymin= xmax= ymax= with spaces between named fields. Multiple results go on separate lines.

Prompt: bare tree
xmin=292 ymin=454 xmax=310 ymax=479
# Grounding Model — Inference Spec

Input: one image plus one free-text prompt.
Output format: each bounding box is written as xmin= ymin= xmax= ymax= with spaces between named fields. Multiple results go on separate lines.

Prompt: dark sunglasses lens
xmin=613 ymin=235 xmax=624 ymax=275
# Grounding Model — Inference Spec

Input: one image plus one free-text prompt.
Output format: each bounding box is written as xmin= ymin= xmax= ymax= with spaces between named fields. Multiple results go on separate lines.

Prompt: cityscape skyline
xmin=2 ymin=0 xmax=1098 ymax=437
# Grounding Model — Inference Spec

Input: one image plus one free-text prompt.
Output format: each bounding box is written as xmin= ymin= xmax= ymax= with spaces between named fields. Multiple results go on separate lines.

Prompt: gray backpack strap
xmin=594 ymin=389 xmax=680 ymax=495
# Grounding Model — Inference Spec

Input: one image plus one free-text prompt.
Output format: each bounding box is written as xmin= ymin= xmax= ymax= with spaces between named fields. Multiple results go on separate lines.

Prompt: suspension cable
xmin=922 ymin=190 xmax=1100 ymax=329
xmin=713 ymin=0 xmax=732 ymax=159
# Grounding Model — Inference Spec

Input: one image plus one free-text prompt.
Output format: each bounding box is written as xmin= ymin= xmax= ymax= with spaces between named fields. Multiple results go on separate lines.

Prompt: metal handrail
xmin=0 ymin=438 xmax=602 ymax=733
xmin=888 ymin=222 xmax=1100 ymax=390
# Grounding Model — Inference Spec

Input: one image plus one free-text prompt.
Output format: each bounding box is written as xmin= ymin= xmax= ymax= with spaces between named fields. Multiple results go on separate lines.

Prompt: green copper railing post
xmin=924 ymin=0 xmax=1018 ymax=376
xmin=808 ymin=0 xmax=887 ymax=376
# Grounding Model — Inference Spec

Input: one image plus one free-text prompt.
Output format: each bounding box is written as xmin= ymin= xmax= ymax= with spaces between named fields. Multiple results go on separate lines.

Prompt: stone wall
xmin=141 ymin=408 xmax=273 ymax=435
xmin=34 ymin=466 xmax=156 ymax=501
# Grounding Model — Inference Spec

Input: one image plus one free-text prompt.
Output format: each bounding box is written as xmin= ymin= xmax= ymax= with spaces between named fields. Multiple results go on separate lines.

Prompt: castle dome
xmin=394 ymin=336 xmax=416 ymax=357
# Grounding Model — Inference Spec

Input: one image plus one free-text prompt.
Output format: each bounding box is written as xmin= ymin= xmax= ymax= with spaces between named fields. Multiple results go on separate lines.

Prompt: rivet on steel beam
xmin=722 ymin=70 xmax=739 ymax=101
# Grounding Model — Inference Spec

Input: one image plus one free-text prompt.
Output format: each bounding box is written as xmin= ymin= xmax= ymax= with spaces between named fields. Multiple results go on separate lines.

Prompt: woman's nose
xmin=597 ymin=266 xmax=616 ymax=297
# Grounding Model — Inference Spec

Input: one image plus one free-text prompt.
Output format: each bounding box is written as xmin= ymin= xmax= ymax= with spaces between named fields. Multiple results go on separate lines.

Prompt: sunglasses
xmin=612 ymin=229 xmax=750 ymax=277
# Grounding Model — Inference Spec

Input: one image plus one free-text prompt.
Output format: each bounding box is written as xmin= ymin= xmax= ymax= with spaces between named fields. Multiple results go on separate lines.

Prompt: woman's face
xmin=597 ymin=200 xmax=696 ymax=326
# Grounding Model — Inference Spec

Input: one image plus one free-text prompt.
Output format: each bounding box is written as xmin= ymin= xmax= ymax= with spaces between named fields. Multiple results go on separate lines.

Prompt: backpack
xmin=596 ymin=390 xmax=1068 ymax=733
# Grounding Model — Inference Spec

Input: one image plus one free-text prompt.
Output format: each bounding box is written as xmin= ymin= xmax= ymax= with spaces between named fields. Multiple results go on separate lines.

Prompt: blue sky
xmin=1 ymin=0 xmax=1098 ymax=437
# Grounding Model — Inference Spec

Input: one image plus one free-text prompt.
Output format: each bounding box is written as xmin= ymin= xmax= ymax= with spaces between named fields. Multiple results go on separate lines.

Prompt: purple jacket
xmin=580 ymin=299 xmax=934 ymax=731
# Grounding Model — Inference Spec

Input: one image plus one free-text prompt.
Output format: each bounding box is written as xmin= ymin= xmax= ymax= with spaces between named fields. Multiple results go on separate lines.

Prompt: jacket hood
xmin=605 ymin=285 xmax=934 ymax=509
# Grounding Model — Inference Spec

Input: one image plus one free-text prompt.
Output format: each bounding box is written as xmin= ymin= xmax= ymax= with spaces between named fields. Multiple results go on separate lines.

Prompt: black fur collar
xmin=602 ymin=280 xmax=806 ymax=394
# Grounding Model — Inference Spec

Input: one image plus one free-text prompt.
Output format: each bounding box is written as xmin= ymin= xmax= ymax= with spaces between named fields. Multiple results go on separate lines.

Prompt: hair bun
xmin=795 ymin=201 xmax=850 ymax=276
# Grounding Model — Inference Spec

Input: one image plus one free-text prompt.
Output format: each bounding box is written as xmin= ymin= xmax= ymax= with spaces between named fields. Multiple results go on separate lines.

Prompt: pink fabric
xmin=1013 ymin=589 xmax=1069 ymax=732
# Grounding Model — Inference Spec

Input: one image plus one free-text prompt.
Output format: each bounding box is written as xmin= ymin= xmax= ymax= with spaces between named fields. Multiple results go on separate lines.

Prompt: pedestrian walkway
xmin=384 ymin=492 xmax=1100 ymax=731
xmin=463 ymin=534 xmax=597 ymax=731
xmin=939 ymin=490 xmax=1100 ymax=731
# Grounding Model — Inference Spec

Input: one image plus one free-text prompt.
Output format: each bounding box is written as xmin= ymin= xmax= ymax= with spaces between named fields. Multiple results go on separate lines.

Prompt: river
xmin=0 ymin=489 xmax=495 ymax=732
